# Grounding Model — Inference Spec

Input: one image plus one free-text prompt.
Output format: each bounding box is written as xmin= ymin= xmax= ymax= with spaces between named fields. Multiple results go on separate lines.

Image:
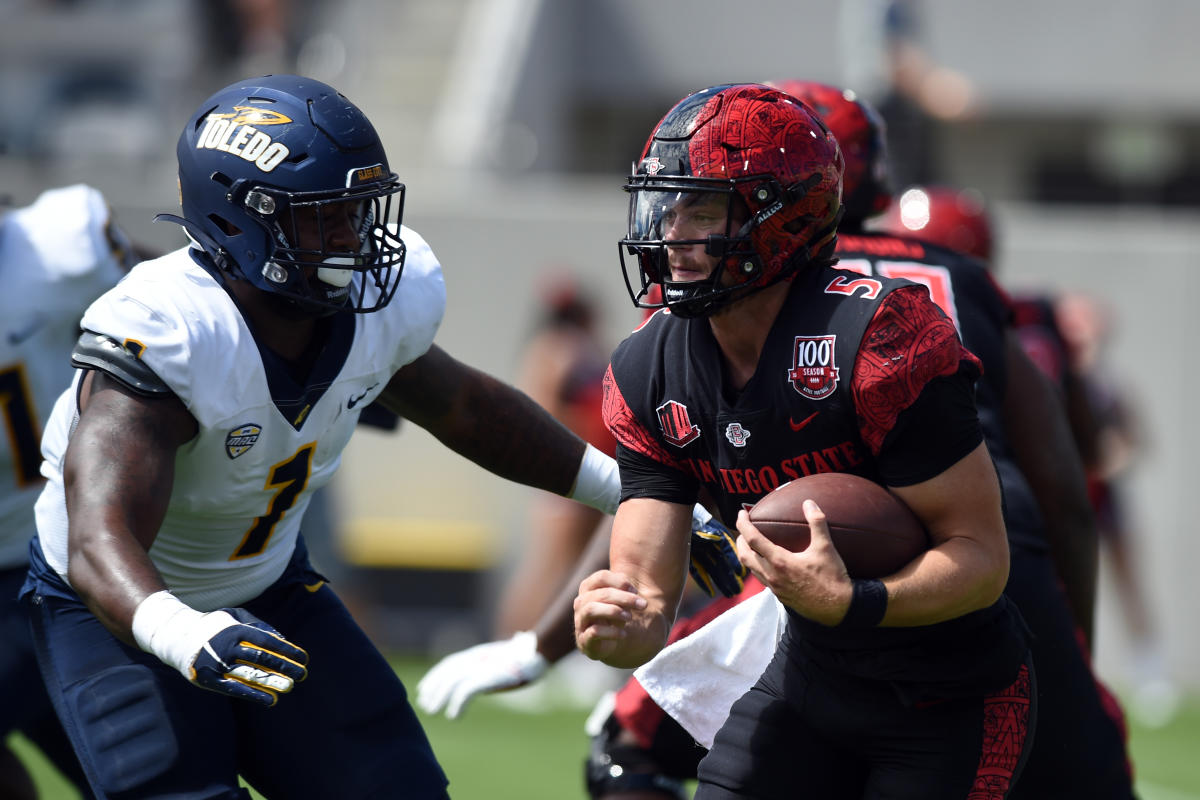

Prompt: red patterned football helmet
xmin=769 ymin=80 xmax=891 ymax=225
xmin=619 ymin=83 xmax=844 ymax=318
xmin=876 ymin=185 xmax=994 ymax=262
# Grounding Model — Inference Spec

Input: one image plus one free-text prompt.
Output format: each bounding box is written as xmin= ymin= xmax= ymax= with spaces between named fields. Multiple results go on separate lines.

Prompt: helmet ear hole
xmin=208 ymin=214 xmax=242 ymax=236
xmin=782 ymin=216 xmax=814 ymax=235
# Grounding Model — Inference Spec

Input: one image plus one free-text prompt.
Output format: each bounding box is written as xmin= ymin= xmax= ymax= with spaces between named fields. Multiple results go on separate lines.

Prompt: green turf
xmin=13 ymin=658 xmax=1200 ymax=799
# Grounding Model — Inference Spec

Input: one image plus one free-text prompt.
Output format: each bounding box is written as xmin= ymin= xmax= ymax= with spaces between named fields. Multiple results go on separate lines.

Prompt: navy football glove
xmin=188 ymin=608 xmax=309 ymax=707
xmin=689 ymin=509 xmax=747 ymax=598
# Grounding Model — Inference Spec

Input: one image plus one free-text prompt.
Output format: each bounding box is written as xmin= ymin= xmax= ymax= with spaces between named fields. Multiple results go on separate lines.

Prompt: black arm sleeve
xmin=615 ymin=443 xmax=700 ymax=506
xmin=876 ymin=368 xmax=984 ymax=487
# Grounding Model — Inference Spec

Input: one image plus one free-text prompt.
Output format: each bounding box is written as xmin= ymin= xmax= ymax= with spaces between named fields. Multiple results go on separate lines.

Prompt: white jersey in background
xmin=34 ymin=225 xmax=445 ymax=610
xmin=0 ymin=185 xmax=128 ymax=569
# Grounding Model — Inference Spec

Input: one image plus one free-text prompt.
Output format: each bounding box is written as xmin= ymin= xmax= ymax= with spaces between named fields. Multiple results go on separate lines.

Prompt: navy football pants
xmin=26 ymin=562 xmax=449 ymax=799
xmin=0 ymin=565 xmax=92 ymax=795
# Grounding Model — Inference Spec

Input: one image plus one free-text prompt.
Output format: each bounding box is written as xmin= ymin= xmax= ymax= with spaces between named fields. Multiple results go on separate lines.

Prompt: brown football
xmin=747 ymin=473 xmax=929 ymax=578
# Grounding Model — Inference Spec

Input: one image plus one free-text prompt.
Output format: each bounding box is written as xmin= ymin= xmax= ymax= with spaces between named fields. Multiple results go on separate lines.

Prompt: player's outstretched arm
xmin=575 ymin=498 xmax=691 ymax=669
xmin=417 ymin=502 xmax=741 ymax=718
xmin=379 ymin=345 xmax=618 ymax=512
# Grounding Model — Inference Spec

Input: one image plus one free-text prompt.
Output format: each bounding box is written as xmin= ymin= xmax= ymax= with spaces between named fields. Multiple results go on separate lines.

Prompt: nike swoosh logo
xmin=347 ymin=383 xmax=379 ymax=409
xmin=788 ymin=411 xmax=819 ymax=432
xmin=7 ymin=315 xmax=47 ymax=346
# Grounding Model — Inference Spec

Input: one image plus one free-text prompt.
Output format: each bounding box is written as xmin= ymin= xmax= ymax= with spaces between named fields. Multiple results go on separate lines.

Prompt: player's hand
xmin=415 ymin=631 xmax=548 ymax=719
xmin=186 ymin=608 xmax=309 ymax=707
xmin=573 ymin=570 xmax=647 ymax=664
xmin=689 ymin=509 xmax=747 ymax=598
xmin=736 ymin=502 xmax=851 ymax=626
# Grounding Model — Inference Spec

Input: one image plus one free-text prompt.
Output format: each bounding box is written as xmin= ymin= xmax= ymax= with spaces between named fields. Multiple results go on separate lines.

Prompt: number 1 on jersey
xmin=232 ymin=442 xmax=315 ymax=560
xmin=0 ymin=364 xmax=44 ymax=488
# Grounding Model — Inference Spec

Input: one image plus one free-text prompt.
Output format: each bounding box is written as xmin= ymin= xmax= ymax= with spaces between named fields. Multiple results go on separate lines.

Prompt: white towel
xmin=632 ymin=588 xmax=787 ymax=748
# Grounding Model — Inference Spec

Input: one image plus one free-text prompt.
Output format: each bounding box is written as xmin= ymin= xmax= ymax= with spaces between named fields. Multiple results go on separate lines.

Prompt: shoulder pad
xmin=71 ymin=331 xmax=173 ymax=396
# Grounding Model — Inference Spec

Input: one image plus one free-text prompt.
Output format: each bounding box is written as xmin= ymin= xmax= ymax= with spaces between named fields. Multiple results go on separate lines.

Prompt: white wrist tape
xmin=131 ymin=590 xmax=236 ymax=678
xmin=568 ymin=443 xmax=621 ymax=515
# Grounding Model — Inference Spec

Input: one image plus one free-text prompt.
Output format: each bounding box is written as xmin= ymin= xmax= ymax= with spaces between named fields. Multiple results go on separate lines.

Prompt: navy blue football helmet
xmin=159 ymin=74 xmax=406 ymax=315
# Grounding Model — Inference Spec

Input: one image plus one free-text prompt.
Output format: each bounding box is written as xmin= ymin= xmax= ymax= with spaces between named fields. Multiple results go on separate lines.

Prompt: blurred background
xmin=3 ymin=0 xmax=1199 ymax=793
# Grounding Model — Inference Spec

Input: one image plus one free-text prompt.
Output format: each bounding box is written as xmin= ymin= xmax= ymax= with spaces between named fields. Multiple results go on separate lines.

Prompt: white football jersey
xmin=0 ymin=185 xmax=127 ymax=568
xmin=34 ymin=225 xmax=445 ymax=609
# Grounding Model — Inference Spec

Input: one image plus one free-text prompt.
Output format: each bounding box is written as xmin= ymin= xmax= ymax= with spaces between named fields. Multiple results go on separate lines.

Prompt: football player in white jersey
xmin=0 ymin=184 xmax=132 ymax=798
xmin=19 ymin=75 xmax=621 ymax=800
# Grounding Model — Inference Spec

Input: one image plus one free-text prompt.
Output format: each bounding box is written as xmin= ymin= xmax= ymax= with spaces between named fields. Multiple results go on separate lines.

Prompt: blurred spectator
xmin=193 ymin=0 xmax=333 ymax=89
xmin=1054 ymin=291 xmax=1180 ymax=726
xmin=493 ymin=274 xmax=616 ymax=637
xmin=841 ymin=0 xmax=978 ymax=187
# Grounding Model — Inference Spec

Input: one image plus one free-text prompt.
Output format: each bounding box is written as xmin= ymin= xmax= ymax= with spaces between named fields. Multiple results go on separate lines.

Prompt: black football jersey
xmin=604 ymin=263 xmax=982 ymax=526
xmin=604 ymin=263 xmax=1028 ymax=684
xmin=836 ymin=232 xmax=1047 ymax=552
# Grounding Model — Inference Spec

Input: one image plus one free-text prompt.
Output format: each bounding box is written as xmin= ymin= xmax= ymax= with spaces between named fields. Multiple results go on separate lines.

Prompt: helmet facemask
xmin=241 ymin=180 xmax=407 ymax=316
xmin=620 ymin=177 xmax=762 ymax=319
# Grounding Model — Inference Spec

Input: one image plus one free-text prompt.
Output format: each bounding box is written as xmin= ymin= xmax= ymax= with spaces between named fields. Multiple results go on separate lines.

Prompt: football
xmin=747 ymin=473 xmax=929 ymax=578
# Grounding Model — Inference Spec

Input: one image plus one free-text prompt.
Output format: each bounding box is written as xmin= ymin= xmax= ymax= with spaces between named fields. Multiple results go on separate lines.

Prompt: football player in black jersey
xmin=864 ymin=177 xmax=1138 ymax=790
xmin=574 ymin=83 xmax=1034 ymax=800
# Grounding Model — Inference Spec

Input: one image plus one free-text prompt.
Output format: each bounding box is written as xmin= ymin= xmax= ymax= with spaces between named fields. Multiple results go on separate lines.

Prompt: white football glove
xmin=416 ymin=630 xmax=548 ymax=719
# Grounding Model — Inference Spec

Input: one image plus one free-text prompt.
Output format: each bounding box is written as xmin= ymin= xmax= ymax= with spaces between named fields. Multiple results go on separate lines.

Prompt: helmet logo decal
xmin=724 ymin=422 xmax=751 ymax=447
xmin=226 ymin=423 xmax=262 ymax=459
xmin=223 ymin=106 xmax=293 ymax=126
xmin=788 ymin=335 xmax=840 ymax=400
xmin=643 ymin=157 xmax=666 ymax=176
xmin=656 ymin=400 xmax=701 ymax=447
xmin=196 ymin=111 xmax=291 ymax=173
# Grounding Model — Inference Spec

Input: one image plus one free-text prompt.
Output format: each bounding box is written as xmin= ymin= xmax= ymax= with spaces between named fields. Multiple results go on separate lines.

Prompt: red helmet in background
xmin=619 ymin=83 xmax=844 ymax=318
xmin=768 ymin=80 xmax=892 ymax=225
xmin=876 ymin=185 xmax=994 ymax=262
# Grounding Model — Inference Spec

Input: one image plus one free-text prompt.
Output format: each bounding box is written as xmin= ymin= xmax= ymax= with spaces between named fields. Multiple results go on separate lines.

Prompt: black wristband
xmin=838 ymin=578 xmax=888 ymax=629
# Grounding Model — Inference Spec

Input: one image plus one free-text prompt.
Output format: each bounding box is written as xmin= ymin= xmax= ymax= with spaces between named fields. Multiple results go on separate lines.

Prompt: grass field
xmin=11 ymin=656 xmax=1200 ymax=799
